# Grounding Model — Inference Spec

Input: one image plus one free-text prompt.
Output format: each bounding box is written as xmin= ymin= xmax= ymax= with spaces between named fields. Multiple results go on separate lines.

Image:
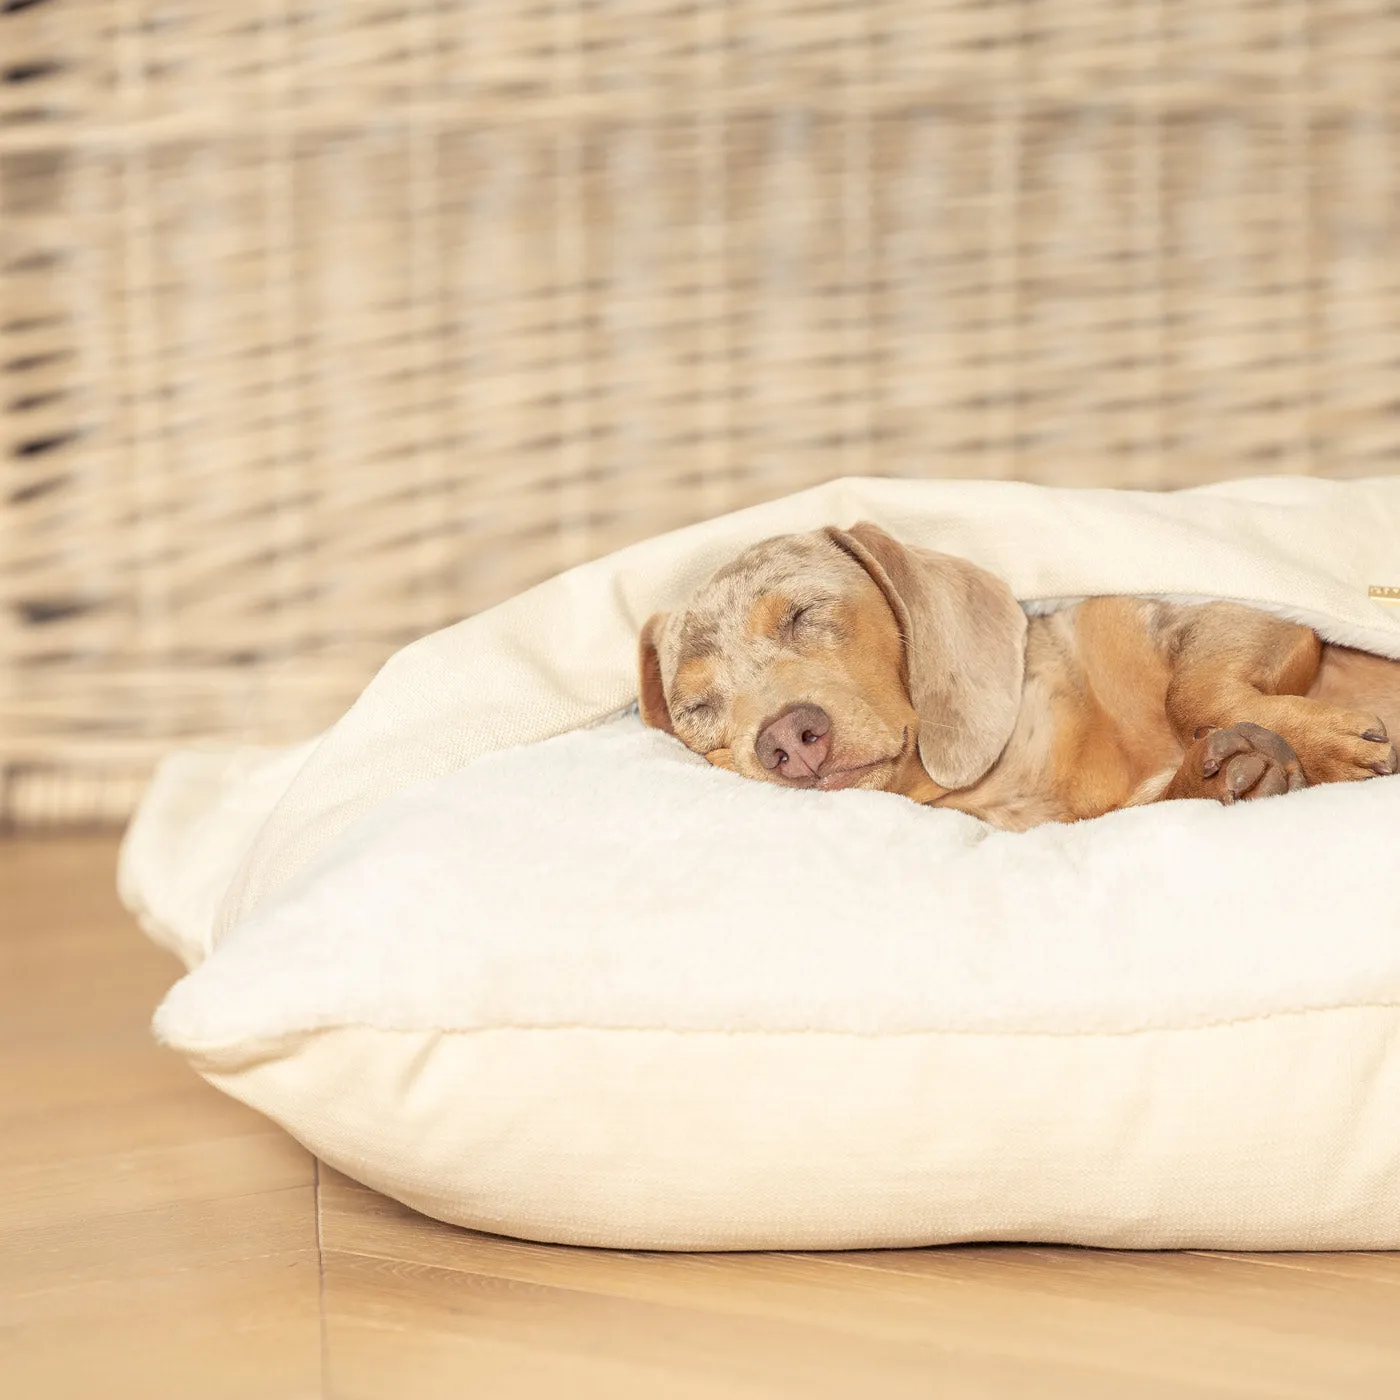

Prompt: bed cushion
xmin=150 ymin=713 xmax=1400 ymax=1250
xmin=124 ymin=474 xmax=1400 ymax=1249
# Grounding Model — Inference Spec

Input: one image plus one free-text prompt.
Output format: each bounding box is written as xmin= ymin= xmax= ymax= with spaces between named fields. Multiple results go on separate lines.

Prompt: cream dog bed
xmin=122 ymin=475 xmax=1400 ymax=1250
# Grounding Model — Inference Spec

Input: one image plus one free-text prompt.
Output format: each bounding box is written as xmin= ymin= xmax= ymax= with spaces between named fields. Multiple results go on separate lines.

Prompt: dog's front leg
xmin=1158 ymin=603 xmax=1397 ymax=800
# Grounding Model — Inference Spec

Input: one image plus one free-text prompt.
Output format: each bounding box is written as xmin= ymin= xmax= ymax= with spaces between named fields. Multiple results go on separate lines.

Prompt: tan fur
xmin=746 ymin=593 xmax=791 ymax=640
xmin=636 ymin=614 xmax=674 ymax=734
xmin=1311 ymin=646 xmax=1400 ymax=737
xmin=638 ymin=525 xmax=1400 ymax=829
xmin=828 ymin=525 xmax=1028 ymax=791
xmin=674 ymin=655 xmax=719 ymax=699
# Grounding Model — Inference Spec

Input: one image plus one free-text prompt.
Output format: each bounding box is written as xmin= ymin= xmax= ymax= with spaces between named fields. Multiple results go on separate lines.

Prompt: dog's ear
xmin=826 ymin=523 xmax=1026 ymax=790
xmin=637 ymin=613 xmax=675 ymax=733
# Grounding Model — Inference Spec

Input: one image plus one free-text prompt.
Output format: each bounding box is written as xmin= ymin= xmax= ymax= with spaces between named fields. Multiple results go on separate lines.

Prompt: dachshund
xmin=638 ymin=523 xmax=1400 ymax=831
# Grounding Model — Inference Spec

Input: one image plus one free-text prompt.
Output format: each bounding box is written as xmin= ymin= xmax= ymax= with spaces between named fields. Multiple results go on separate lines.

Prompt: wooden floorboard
xmin=0 ymin=838 xmax=321 ymax=1400
xmin=4 ymin=835 xmax=1400 ymax=1398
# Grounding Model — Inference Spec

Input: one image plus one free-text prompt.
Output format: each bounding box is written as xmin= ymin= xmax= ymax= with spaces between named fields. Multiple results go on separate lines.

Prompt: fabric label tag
xmin=1371 ymin=585 xmax=1400 ymax=606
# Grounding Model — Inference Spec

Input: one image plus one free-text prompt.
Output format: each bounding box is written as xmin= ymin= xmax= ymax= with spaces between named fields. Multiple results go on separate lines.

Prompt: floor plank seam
xmin=315 ymin=1157 xmax=330 ymax=1400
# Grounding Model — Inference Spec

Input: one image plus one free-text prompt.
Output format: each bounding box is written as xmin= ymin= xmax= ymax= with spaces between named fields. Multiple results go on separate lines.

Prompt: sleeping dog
xmin=637 ymin=523 xmax=1400 ymax=831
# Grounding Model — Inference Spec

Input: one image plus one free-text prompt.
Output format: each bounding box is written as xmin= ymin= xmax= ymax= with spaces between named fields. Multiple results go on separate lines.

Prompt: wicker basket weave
xmin=3 ymin=2 xmax=1399 ymax=826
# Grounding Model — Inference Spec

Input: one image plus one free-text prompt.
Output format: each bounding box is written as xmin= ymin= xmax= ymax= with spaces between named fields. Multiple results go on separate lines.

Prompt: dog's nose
xmin=755 ymin=704 xmax=832 ymax=779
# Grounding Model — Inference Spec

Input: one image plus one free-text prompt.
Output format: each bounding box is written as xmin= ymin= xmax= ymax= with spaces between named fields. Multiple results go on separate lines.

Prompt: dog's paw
xmin=1292 ymin=711 xmax=1399 ymax=784
xmin=1169 ymin=722 xmax=1307 ymax=805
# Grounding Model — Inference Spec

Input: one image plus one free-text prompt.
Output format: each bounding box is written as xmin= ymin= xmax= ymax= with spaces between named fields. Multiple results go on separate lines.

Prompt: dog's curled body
xmin=638 ymin=524 xmax=1400 ymax=831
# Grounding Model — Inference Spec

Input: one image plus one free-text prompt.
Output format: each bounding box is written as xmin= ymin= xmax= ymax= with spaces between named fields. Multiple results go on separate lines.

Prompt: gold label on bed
xmin=1371 ymin=585 xmax=1400 ymax=606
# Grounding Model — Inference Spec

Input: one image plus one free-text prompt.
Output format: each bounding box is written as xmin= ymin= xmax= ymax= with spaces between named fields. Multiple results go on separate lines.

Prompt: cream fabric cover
xmin=121 ymin=475 xmax=1400 ymax=1250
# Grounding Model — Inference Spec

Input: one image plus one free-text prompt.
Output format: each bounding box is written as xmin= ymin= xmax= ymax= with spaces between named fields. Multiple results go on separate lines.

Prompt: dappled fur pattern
xmin=640 ymin=524 xmax=1400 ymax=832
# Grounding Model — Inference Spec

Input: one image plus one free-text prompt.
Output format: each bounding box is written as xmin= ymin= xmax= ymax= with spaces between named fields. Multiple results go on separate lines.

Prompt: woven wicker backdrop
xmin=3 ymin=2 xmax=1399 ymax=825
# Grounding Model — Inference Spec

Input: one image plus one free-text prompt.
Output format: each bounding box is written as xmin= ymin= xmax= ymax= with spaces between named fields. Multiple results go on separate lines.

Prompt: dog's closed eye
xmin=784 ymin=601 xmax=839 ymax=642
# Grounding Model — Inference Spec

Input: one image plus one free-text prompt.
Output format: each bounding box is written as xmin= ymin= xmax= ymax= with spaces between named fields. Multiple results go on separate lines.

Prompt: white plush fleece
xmin=155 ymin=714 xmax=1400 ymax=1058
xmin=121 ymin=474 xmax=1400 ymax=971
xmin=129 ymin=477 xmax=1400 ymax=1251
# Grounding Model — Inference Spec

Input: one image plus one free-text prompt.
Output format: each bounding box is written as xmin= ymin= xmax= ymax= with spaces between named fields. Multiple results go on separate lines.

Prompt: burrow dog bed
xmin=122 ymin=476 xmax=1400 ymax=1251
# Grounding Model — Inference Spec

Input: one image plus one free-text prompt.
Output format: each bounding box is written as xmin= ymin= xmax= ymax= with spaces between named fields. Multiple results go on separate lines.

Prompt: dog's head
xmin=638 ymin=523 xmax=1027 ymax=797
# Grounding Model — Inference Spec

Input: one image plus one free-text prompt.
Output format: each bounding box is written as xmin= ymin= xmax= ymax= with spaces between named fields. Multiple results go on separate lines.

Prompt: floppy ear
xmin=826 ymin=522 xmax=1027 ymax=791
xmin=637 ymin=613 xmax=675 ymax=734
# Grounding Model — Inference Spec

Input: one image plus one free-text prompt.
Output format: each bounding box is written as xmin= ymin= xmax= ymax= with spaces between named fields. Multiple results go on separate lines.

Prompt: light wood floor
xmin=3 ymin=838 xmax=1400 ymax=1399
